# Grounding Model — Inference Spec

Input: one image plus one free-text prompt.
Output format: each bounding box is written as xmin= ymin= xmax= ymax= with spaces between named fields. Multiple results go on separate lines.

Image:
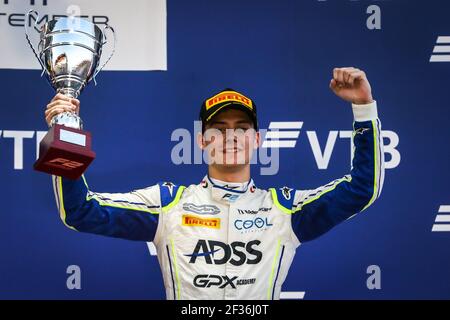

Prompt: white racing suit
xmin=52 ymin=101 xmax=384 ymax=300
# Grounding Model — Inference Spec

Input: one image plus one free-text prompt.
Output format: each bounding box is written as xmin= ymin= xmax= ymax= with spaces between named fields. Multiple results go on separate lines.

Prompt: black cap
xmin=199 ymin=88 xmax=258 ymax=131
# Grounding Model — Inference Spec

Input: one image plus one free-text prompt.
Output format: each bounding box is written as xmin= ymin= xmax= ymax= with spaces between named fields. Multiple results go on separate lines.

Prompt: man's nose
xmin=224 ymin=129 xmax=237 ymax=137
xmin=224 ymin=131 xmax=238 ymax=144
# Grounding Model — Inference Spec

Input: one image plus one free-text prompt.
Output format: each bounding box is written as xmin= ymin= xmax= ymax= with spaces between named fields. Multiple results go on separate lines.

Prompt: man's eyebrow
xmin=208 ymin=120 xmax=227 ymax=125
xmin=209 ymin=119 xmax=251 ymax=125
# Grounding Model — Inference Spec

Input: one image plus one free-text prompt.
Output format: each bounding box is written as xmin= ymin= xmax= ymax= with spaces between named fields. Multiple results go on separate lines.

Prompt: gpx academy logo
xmin=193 ymin=274 xmax=256 ymax=289
xmin=184 ymin=240 xmax=262 ymax=266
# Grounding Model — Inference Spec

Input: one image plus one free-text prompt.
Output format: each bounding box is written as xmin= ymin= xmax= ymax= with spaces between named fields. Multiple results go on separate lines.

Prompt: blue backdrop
xmin=0 ymin=0 xmax=449 ymax=299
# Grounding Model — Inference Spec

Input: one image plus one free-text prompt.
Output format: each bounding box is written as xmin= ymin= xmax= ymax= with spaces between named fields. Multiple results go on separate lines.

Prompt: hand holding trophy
xmin=25 ymin=10 xmax=116 ymax=179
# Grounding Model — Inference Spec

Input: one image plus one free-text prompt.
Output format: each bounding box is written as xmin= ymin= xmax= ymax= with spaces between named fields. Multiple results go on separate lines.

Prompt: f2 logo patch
xmin=222 ymin=193 xmax=239 ymax=202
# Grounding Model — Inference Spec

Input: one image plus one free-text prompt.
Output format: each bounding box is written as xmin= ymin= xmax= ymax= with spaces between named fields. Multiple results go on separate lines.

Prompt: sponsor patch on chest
xmin=182 ymin=214 xmax=221 ymax=229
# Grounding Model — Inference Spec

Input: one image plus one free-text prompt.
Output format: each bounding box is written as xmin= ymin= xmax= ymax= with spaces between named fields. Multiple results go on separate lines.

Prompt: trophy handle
xmin=25 ymin=10 xmax=45 ymax=77
xmin=93 ymin=24 xmax=116 ymax=86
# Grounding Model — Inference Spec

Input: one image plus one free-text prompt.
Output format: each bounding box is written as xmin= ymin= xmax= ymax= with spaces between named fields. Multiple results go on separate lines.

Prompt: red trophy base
xmin=34 ymin=124 xmax=96 ymax=180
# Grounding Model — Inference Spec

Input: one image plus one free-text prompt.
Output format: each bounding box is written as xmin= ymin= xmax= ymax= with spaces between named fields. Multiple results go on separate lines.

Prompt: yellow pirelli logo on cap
xmin=206 ymin=91 xmax=253 ymax=110
xmin=182 ymin=214 xmax=221 ymax=229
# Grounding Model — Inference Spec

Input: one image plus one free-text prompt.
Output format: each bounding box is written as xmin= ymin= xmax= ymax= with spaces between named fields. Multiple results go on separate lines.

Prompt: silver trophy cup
xmin=25 ymin=10 xmax=116 ymax=129
xmin=25 ymin=10 xmax=116 ymax=179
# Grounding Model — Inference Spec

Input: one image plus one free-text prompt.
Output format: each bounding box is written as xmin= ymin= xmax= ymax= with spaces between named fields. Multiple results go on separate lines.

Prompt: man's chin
xmin=210 ymin=162 xmax=249 ymax=169
xmin=208 ymin=151 xmax=250 ymax=167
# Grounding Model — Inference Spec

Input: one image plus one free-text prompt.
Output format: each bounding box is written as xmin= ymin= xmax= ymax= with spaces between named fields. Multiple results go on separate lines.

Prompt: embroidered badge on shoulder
xmin=355 ymin=127 xmax=370 ymax=135
xmin=280 ymin=186 xmax=293 ymax=200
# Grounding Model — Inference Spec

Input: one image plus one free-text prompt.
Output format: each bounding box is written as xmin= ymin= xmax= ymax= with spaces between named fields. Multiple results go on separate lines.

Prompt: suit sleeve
xmin=51 ymin=175 xmax=161 ymax=241
xmin=291 ymin=101 xmax=385 ymax=242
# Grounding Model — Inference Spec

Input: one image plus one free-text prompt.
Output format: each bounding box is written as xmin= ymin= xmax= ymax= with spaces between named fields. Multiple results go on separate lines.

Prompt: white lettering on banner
xmin=2 ymin=130 xmax=35 ymax=170
xmin=66 ymin=265 xmax=81 ymax=290
xmin=430 ymin=36 xmax=450 ymax=62
xmin=381 ymin=130 xmax=400 ymax=170
xmin=262 ymin=121 xmax=400 ymax=170
xmin=0 ymin=127 xmax=401 ymax=171
xmin=0 ymin=0 xmax=167 ymax=71
xmin=306 ymin=131 xmax=339 ymax=170
xmin=366 ymin=265 xmax=381 ymax=290
xmin=432 ymin=205 xmax=450 ymax=232
xmin=170 ymin=122 xmax=400 ymax=174
xmin=262 ymin=122 xmax=303 ymax=148
xmin=339 ymin=130 xmax=354 ymax=167
xmin=171 ymin=121 xmax=281 ymax=175
xmin=366 ymin=5 xmax=381 ymax=30
xmin=339 ymin=130 xmax=399 ymax=170
xmin=171 ymin=128 xmax=192 ymax=165
xmin=36 ymin=131 xmax=46 ymax=159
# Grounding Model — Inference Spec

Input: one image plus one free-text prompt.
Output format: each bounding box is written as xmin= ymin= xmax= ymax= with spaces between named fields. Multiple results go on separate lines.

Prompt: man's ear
xmin=254 ymin=131 xmax=261 ymax=149
xmin=196 ymin=132 xmax=205 ymax=150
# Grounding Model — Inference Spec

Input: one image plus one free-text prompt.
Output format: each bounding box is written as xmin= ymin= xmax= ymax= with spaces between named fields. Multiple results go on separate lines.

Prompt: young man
xmin=47 ymin=67 xmax=384 ymax=300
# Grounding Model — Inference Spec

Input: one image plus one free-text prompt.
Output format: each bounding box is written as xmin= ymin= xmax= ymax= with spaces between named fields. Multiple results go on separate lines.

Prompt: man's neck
xmin=208 ymin=165 xmax=250 ymax=183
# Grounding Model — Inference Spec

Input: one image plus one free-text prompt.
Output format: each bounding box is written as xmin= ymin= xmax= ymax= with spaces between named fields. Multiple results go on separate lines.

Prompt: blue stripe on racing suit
xmin=52 ymin=175 xmax=161 ymax=241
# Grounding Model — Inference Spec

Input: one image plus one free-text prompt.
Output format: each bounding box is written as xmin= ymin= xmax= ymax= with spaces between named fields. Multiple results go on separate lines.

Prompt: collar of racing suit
xmin=200 ymin=175 xmax=256 ymax=204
